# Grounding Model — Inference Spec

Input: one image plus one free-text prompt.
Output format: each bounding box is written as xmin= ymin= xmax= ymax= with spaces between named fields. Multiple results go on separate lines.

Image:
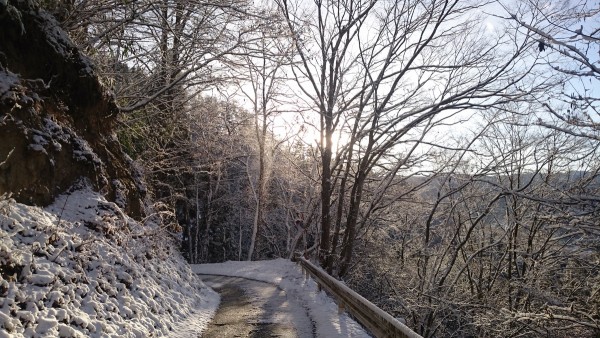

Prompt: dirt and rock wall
xmin=0 ymin=0 xmax=145 ymax=217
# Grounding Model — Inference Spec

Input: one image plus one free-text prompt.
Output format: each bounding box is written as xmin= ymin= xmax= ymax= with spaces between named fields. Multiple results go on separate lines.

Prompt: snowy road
xmin=192 ymin=260 xmax=370 ymax=337
xmin=199 ymin=275 xmax=315 ymax=338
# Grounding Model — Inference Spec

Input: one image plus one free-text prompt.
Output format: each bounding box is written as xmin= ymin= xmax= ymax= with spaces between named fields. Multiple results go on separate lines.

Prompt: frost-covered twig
xmin=0 ymin=147 xmax=14 ymax=168
xmin=55 ymin=193 xmax=70 ymax=227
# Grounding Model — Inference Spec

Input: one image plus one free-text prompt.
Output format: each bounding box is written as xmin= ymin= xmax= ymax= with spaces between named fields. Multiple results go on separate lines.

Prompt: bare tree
xmin=230 ymin=10 xmax=294 ymax=260
xmin=500 ymin=0 xmax=600 ymax=141
xmin=47 ymin=0 xmax=255 ymax=113
xmin=276 ymin=0 xmax=546 ymax=275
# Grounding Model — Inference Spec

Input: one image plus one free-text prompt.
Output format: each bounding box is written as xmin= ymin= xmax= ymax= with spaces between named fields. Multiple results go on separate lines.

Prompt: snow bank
xmin=192 ymin=259 xmax=371 ymax=338
xmin=0 ymin=185 xmax=218 ymax=337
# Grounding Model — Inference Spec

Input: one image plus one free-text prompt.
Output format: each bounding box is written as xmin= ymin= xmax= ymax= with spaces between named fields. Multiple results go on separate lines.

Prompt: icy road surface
xmin=200 ymin=275 xmax=315 ymax=338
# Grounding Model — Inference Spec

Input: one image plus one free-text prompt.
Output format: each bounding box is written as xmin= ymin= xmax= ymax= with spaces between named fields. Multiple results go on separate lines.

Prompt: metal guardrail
xmin=295 ymin=256 xmax=423 ymax=338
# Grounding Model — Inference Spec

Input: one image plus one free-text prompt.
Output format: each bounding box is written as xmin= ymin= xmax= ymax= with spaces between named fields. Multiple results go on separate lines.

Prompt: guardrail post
xmin=337 ymin=299 xmax=345 ymax=314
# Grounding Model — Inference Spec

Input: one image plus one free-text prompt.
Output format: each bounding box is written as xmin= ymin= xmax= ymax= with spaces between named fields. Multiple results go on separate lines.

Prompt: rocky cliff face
xmin=0 ymin=0 xmax=145 ymax=217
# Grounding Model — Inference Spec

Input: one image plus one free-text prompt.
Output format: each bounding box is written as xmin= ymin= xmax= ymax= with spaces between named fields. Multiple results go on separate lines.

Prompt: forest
xmin=35 ymin=0 xmax=600 ymax=336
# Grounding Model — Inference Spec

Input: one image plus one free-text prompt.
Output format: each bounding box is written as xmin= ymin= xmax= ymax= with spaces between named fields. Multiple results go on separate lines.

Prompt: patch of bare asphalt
xmin=199 ymin=275 xmax=315 ymax=338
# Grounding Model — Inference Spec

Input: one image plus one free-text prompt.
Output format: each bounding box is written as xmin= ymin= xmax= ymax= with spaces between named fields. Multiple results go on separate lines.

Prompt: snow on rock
xmin=0 ymin=70 xmax=22 ymax=104
xmin=192 ymin=259 xmax=371 ymax=338
xmin=0 ymin=185 xmax=219 ymax=337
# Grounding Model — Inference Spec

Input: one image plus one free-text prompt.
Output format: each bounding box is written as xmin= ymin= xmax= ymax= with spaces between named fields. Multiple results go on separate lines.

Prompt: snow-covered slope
xmin=0 ymin=185 xmax=218 ymax=337
xmin=192 ymin=259 xmax=371 ymax=338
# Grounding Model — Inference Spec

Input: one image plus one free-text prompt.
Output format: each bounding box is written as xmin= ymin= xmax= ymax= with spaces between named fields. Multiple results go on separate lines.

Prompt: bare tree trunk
xmin=247 ymin=197 xmax=261 ymax=260
xmin=319 ymin=121 xmax=333 ymax=266
xmin=238 ymin=210 xmax=243 ymax=261
xmin=194 ymin=173 xmax=200 ymax=263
